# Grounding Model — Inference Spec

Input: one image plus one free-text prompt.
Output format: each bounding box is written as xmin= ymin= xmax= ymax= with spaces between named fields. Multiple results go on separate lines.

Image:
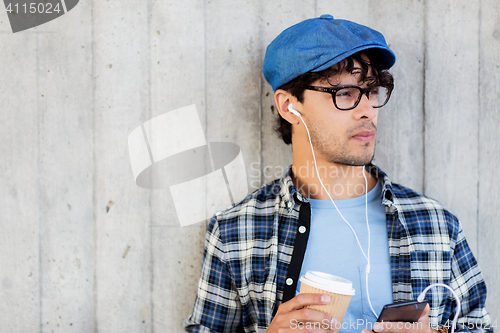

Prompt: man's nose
xmin=355 ymin=93 xmax=376 ymax=119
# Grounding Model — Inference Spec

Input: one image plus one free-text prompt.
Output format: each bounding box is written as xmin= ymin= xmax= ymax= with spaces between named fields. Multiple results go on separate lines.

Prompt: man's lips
xmin=351 ymin=129 xmax=376 ymax=141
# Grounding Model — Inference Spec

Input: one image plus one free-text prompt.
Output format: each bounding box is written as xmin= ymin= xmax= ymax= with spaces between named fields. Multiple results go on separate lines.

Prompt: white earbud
xmin=288 ymin=104 xmax=301 ymax=117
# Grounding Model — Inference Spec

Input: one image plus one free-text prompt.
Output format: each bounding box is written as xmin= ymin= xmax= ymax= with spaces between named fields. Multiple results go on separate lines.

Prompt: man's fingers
xmin=373 ymin=321 xmax=385 ymax=332
xmin=285 ymin=317 xmax=337 ymax=332
xmin=419 ymin=304 xmax=430 ymax=320
xmin=270 ymin=294 xmax=337 ymax=332
xmin=271 ymin=308 xmax=338 ymax=332
xmin=294 ymin=307 xmax=337 ymax=324
xmin=292 ymin=293 xmax=332 ymax=311
xmin=280 ymin=293 xmax=332 ymax=312
xmin=277 ymin=307 xmax=337 ymax=327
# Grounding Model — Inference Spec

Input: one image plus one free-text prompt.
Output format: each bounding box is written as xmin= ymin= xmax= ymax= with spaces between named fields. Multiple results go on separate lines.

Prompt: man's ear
xmin=274 ymin=89 xmax=300 ymax=125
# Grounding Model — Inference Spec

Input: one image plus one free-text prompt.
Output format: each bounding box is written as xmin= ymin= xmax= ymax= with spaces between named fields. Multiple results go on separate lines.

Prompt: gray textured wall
xmin=0 ymin=1 xmax=498 ymax=332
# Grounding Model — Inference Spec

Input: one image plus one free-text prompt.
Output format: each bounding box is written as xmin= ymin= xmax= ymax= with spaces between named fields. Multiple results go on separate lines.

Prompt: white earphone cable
xmin=417 ymin=283 xmax=461 ymax=333
xmin=363 ymin=169 xmax=377 ymax=317
xmin=294 ymin=107 xmax=378 ymax=318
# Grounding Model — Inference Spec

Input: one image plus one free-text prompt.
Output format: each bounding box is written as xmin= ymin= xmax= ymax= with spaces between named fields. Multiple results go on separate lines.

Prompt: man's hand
xmin=362 ymin=304 xmax=438 ymax=333
xmin=266 ymin=293 xmax=338 ymax=332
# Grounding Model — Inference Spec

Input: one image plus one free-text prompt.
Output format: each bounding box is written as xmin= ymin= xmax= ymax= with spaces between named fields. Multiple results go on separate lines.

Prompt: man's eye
xmin=337 ymin=91 xmax=352 ymax=98
xmin=336 ymin=89 xmax=356 ymax=98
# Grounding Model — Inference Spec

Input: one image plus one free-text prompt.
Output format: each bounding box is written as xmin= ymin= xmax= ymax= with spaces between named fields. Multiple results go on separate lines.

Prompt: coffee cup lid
xmin=300 ymin=271 xmax=355 ymax=296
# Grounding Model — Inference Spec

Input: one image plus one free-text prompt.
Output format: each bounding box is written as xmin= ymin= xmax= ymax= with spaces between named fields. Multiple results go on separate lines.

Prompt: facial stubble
xmin=309 ymin=120 xmax=377 ymax=167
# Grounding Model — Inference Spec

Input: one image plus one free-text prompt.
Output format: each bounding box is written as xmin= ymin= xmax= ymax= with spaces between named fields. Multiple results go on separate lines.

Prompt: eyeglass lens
xmin=335 ymin=86 xmax=389 ymax=109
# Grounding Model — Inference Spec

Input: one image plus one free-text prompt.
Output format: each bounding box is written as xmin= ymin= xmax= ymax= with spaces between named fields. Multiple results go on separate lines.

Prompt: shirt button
xmin=287 ymin=202 xmax=293 ymax=208
xmin=298 ymin=226 xmax=306 ymax=234
xmin=286 ymin=278 xmax=293 ymax=285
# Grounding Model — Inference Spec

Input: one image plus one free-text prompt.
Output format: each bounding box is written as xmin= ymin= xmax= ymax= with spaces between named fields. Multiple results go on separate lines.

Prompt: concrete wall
xmin=0 ymin=1 xmax=498 ymax=332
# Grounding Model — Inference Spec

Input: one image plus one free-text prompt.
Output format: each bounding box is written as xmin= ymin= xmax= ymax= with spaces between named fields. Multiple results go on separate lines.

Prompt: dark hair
xmin=272 ymin=50 xmax=394 ymax=145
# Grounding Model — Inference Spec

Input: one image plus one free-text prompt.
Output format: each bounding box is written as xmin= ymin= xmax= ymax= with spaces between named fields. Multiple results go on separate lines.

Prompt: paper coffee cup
xmin=299 ymin=271 xmax=355 ymax=331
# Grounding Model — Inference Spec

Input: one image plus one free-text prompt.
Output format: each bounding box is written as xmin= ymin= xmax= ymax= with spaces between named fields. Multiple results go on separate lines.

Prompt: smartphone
xmin=376 ymin=300 xmax=429 ymax=323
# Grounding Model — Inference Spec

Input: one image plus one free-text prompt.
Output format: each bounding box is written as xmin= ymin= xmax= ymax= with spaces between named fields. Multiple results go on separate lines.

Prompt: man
xmin=184 ymin=15 xmax=491 ymax=333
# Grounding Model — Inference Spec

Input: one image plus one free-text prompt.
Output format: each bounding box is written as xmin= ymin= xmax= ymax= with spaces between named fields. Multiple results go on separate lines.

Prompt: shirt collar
xmin=365 ymin=163 xmax=395 ymax=207
xmin=278 ymin=163 xmax=396 ymax=212
xmin=278 ymin=165 xmax=308 ymax=212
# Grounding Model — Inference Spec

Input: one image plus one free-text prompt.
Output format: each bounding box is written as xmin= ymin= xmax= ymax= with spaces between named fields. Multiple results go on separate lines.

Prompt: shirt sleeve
xmin=444 ymin=220 xmax=493 ymax=333
xmin=184 ymin=215 xmax=243 ymax=333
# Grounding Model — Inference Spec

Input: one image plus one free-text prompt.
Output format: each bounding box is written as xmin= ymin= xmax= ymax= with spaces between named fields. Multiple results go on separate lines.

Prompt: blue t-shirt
xmin=295 ymin=181 xmax=393 ymax=333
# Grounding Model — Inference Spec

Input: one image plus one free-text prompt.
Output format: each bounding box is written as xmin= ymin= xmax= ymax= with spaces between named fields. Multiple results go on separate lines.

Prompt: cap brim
xmin=311 ymin=44 xmax=396 ymax=73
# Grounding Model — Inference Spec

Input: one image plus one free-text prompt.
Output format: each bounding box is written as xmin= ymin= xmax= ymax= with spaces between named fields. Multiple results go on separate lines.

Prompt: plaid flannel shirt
xmin=184 ymin=164 xmax=491 ymax=333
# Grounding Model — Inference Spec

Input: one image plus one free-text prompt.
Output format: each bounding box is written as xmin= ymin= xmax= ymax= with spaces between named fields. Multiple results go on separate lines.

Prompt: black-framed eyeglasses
xmin=303 ymin=85 xmax=393 ymax=111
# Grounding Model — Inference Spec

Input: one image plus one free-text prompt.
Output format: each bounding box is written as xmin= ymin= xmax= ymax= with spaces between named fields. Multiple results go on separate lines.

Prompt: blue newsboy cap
xmin=263 ymin=14 xmax=396 ymax=91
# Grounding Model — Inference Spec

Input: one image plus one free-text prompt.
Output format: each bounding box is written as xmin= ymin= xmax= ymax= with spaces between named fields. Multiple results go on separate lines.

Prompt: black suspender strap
xmin=282 ymin=202 xmax=311 ymax=303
